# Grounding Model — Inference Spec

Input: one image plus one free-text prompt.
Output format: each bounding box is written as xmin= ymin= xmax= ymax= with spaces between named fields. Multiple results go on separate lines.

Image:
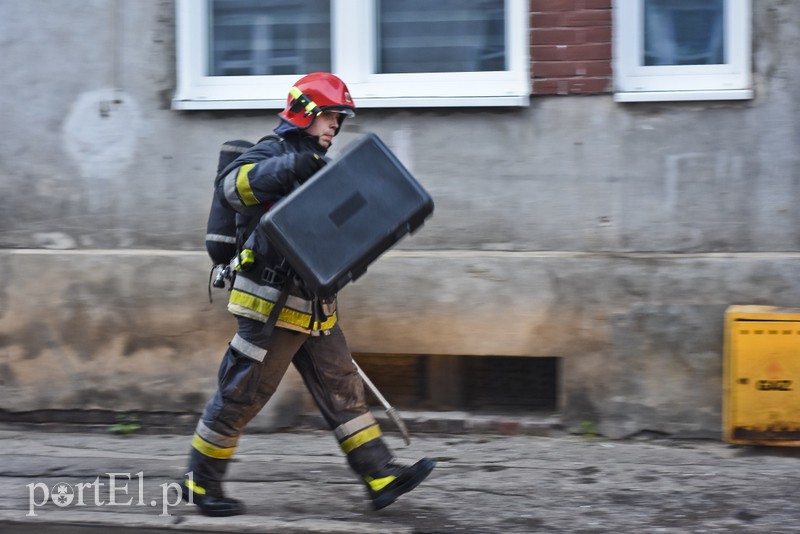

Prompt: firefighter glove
xmin=294 ymin=153 xmax=326 ymax=183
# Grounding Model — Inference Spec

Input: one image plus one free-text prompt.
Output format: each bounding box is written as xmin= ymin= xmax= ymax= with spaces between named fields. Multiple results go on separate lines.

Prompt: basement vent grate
xmin=353 ymin=354 xmax=559 ymax=413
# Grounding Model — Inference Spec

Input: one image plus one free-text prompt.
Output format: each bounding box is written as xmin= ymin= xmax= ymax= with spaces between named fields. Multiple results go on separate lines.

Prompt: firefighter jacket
xmin=217 ymin=121 xmax=337 ymax=335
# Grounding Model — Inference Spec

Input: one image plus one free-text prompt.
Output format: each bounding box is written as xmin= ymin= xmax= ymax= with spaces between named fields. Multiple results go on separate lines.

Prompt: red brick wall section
xmin=530 ymin=0 xmax=612 ymax=95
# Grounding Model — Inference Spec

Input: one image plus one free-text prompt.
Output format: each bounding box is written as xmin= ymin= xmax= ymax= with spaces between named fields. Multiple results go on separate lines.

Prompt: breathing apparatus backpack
xmin=206 ymin=140 xmax=254 ymax=264
xmin=204 ymin=139 xmax=254 ymax=300
xmin=205 ymin=135 xmax=286 ymax=301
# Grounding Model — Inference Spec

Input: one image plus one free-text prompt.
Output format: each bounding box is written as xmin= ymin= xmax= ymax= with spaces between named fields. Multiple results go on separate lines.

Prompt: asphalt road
xmin=2 ymin=426 xmax=800 ymax=533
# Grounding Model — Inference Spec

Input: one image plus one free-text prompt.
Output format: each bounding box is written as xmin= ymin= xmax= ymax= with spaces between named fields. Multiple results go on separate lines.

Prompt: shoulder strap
xmin=257 ymin=133 xmax=283 ymax=144
xmin=214 ymin=139 xmax=254 ymax=187
xmin=215 ymin=134 xmax=286 ymax=186
xmin=261 ymin=278 xmax=294 ymax=338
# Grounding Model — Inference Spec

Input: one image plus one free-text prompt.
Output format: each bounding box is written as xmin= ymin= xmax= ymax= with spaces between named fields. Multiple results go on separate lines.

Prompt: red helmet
xmin=279 ymin=72 xmax=356 ymax=129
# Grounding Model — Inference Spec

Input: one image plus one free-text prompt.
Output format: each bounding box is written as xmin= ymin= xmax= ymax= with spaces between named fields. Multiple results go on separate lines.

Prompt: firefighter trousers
xmin=187 ymin=316 xmax=394 ymax=494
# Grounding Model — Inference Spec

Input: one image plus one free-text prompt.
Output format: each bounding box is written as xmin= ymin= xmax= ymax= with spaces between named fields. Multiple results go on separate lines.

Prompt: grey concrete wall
xmin=1 ymin=0 xmax=799 ymax=438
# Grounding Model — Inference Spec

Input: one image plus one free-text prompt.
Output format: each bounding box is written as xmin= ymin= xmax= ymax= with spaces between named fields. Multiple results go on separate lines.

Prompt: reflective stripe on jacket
xmin=227 ymin=274 xmax=337 ymax=334
xmin=218 ymin=126 xmax=336 ymax=334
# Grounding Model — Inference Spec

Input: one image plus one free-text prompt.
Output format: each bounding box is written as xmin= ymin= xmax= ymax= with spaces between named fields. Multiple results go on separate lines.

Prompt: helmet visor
xmin=324 ymin=106 xmax=356 ymax=119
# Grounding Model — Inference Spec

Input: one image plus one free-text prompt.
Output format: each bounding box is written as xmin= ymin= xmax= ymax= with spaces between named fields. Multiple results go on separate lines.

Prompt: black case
xmin=261 ymin=132 xmax=434 ymax=297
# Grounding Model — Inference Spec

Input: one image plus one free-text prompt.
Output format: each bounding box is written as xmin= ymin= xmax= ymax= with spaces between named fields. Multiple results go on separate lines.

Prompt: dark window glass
xmin=209 ymin=0 xmax=331 ymax=76
xmin=644 ymin=0 xmax=725 ymax=66
xmin=378 ymin=0 xmax=506 ymax=74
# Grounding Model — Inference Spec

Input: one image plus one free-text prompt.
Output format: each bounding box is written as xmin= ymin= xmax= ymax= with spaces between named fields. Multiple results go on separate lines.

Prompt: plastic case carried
xmin=261 ymin=132 xmax=434 ymax=297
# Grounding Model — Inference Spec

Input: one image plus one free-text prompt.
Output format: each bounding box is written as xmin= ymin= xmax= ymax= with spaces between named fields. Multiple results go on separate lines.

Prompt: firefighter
xmin=182 ymin=72 xmax=435 ymax=517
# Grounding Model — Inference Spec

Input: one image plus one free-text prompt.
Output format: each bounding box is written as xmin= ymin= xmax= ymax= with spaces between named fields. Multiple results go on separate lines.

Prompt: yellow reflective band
xmin=289 ymin=86 xmax=320 ymax=115
xmin=365 ymin=474 xmax=397 ymax=492
xmin=192 ymin=433 xmax=236 ymax=460
xmin=229 ymin=290 xmax=337 ymax=331
xmin=335 ymin=413 xmax=378 ymax=441
xmin=314 ymin=315 xmax=337 ymax=331
xmin=184 ymin=479 xmax=206 ymax=495
xmin=340 ymin=424 xmax=382 ymax=454
xmin=236 ymin=163 xmax=259 ymax=206
xmin=235 ymin=249 xmax=254 ymax=272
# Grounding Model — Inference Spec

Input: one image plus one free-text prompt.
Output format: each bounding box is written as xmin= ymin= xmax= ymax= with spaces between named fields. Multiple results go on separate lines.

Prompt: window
xmin=613 ymin=0 xmax=752 ymax=102
xmin=173 ymin=0 xmax=530 ymax=110
xmin=208 ymin=1 xmax=332 ymax=76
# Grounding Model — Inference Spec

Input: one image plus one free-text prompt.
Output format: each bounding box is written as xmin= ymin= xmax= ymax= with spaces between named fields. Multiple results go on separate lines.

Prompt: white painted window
xmin=173 ymin=0 xmax=530 ymax=110
xmin=613 ymin=0 xmax=752 ymax=102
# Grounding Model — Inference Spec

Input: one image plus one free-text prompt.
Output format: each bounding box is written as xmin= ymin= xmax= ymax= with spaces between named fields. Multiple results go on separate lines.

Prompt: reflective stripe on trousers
xmin=187 ymin=317 xmax=393 ymax=488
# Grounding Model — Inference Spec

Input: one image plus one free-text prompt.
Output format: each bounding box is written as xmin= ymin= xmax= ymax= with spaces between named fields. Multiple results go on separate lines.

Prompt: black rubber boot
xmin=180 ymin=479 xmax=245 ymax=517
xmin=364 ymin=457 xmax=436 ymax=510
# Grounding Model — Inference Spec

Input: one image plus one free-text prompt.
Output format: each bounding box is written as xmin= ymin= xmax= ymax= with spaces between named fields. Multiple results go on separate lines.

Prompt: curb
xmin=297 ymin=409 xmax=565 ymax=438
xmin=0 ymin=410 xmax=566 ymax=441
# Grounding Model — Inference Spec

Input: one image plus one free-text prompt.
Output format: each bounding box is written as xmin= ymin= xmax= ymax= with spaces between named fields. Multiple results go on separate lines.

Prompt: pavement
xmin=2 ymin=413 xmax=800 ymax=534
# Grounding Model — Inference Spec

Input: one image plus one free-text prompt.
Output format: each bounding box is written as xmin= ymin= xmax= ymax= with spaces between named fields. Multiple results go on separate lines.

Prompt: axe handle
xmin=352 ymin=359 xmax=412 ymax=446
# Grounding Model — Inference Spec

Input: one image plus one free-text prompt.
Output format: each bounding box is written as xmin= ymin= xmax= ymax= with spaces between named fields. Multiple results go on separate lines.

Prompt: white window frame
xmin=173 ymin=0 xmax=530 ymax=110
xmin=613 ymin=0 xmax=752 ymax=102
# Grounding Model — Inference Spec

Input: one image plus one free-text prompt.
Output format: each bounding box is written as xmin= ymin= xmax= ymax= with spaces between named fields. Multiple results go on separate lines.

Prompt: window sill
xmin=614 ymin=89 xmax=753 ymax=103
xmin=171 ymin=95 xmax=531 ymax=111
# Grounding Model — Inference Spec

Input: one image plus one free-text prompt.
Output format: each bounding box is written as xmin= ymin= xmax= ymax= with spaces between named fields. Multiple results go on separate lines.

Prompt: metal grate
xmin=353 ymin=354 xmax=425 ymax=408
xmin=353 ymin=354 xmax=559 ymax=412
xmin=463 ymin=356 xmax=559 ymax=412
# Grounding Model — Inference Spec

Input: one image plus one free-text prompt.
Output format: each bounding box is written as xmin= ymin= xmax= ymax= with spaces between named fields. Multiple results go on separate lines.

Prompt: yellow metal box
xmin=723 ymin=305 xmax=800 ymax=446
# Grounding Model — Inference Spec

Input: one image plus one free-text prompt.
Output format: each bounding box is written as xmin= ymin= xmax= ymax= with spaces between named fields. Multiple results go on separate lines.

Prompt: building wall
xmin=0 ymin=0 xmax=799 ymax=438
